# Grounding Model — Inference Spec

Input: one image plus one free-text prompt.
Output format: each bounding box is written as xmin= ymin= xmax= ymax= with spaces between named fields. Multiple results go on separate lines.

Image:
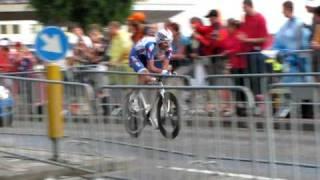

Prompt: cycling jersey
xmin=129 ymin=36 xmax=172 ymax=72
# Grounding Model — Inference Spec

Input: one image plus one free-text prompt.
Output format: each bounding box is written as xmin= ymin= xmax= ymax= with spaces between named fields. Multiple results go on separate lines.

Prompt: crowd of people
xmin=0 ymin=0 xmax=318 ymax=75
xmin=1 ymin=0 xmax=320 ymax=115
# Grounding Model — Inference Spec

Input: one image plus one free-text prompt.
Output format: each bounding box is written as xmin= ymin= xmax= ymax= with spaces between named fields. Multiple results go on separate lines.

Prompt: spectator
xmin=189 ymin=17 xmax=204 ymax=59
xmin=0 ymin=38 xmax=13 ymax=72
xmin=273 ymin=1 xmax=311 ymax=83
xmin=88 ymin=24 xmax=108 ymax=64
xmin=306 ymin=0 xmax=320 ymax=39
xmin=239 ymin=0 xmax=269 ymax=96
xmin=189 ymin=17 xmax=207 ymax=86
xmin=12 ymin=42 xmax=36 ymax=74
xmin=191 ymin=10 xmax=226 ymax=56
xmin=312 ymin=6 xmax=320 ymax=76
xmin=164 ymin=20 xmax=174 ymax=42
xmin=70 ymin=24 xmax=93 ymax=66
xmin=190 ymin=10 xmax=228 ymax=85
xmin=221 ymin=18 xmax=247 ymax=116
xmin=222 ymin=19 xmax=246 ymax=72
xmin=127 ymin=12 xmax=146 ymax=44
xmin=204 ymin=9 xmax=228 ymax=78
xmin=87 ymin=24 xmax=110 ymax=117
xmin=0 ymin=39 xmax=14 ymax=92
xmin=168 ymin=22 xmax=191 ymax=72
xmin=239 ymin=0 xmax=269 ymax=52
xmin=107 ymin=21 xmax=133 ymax=84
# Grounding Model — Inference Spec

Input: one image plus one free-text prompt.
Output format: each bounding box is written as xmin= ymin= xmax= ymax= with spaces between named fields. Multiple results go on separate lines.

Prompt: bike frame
xmin=134 ymin=78 xmax=167 ymax=129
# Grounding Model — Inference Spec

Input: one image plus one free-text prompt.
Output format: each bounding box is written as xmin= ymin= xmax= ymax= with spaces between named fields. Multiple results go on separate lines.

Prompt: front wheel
xmin=157 ymin=92 xmax=181 ymax=139
xmin=123 ymin=91 xmax=146 ymax=138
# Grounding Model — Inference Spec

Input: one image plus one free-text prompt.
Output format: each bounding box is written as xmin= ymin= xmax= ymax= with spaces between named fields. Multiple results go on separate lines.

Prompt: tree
xmin=30 ymin=0 xmax=133 ymax=28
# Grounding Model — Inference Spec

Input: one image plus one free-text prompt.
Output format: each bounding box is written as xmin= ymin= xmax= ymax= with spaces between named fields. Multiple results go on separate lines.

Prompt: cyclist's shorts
xmin=130 ymin=56 xmax=147 ymax=73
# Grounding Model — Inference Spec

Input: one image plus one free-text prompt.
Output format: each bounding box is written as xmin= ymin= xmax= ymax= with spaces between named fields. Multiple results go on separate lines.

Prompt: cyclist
xmin=129 ymin=27 xmax=173 ymax=84
xmin=128 ymin=27 xmax=173 ymax=128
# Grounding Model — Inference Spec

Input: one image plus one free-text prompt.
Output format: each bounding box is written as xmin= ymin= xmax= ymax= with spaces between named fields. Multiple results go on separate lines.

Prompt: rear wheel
xmin=157 ymin=92 xmax=181 ymax=139
xmin=123 ymin=91 xmax=146 ymax=138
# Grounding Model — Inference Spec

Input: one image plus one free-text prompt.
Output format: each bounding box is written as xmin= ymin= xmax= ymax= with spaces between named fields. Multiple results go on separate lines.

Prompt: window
xmin=31 ymin=24 xmax=42 ymax=34
xmin=1 ymin=25 xmax=7 ymax=34
xmin=13 ymin=25 xmax=20 ymax=34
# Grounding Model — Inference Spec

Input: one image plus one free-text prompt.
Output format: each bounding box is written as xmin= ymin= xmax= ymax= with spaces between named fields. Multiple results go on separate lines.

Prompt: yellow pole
xmin=47 ymin=63 xmax=64 ymax=160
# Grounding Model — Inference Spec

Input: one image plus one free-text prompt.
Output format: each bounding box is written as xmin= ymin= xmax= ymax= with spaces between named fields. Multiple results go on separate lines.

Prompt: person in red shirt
xmin=239 ymin=0 xmax=269 ymax=96
xmin=221 ymin=19 xmax=247 ymax=116
xmin=0 ymin=39 xmax=13 ymax=72
xmin=239 ymin=0 xmax=268 ymax=51
xmin=192 ymin=10 xmax=227 ymax=56
xmin=222 ymin=19 xmax=245 ymax=71
xmin=190 ymin=17 xmax=212 ymax=56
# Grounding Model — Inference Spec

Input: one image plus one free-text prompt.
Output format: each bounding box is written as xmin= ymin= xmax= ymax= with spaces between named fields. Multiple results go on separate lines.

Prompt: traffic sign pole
xmin=47 ymin=64 xmax=64 ymax=161
xmin=34 ymin=26 xmax=68 ymax=161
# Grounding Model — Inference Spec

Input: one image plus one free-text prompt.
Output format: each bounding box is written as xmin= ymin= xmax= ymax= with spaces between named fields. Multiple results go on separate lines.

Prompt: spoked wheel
xmin=123 ymin=91 xmax=146 ymax=138
xmin=157 ymin=92 xmax=181 ymax=139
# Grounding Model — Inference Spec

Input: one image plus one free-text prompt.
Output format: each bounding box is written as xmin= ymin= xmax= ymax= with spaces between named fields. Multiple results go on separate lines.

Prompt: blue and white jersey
xmin=129 ymin=36 xmax=172 ymax=72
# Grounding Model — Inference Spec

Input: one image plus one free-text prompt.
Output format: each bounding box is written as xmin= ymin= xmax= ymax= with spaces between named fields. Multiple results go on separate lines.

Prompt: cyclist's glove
xmin=161 ymin=70 xmax=170 ymax=75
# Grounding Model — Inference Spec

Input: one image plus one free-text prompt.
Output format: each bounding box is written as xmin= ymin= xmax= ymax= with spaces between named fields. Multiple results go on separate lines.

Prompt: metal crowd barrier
xmin=0 ymin=75 xmax=112 ymax=176
xmin=69 ymin=69 xmax=191 ymax=86
xmin=265 ymin=82 xmax=320 ymax=180
xmin=205 ymin=73 xmax=320 ymax=119
xmin=92 ymin=85 xmax=300 ymax=180
xmin=69 ymin=70 xmax=192 ymax=115
xmin=0 ymin=74 xmax=265 ymax=179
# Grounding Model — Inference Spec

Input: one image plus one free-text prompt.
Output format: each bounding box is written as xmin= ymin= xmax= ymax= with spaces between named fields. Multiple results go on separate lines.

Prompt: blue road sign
xmin=35 ymin=26 xmax=68 ymax=62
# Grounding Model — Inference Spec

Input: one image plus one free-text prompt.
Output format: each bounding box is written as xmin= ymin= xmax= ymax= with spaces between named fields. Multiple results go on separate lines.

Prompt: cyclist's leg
xmin=138 ymin=70 xmax=156 ymax=85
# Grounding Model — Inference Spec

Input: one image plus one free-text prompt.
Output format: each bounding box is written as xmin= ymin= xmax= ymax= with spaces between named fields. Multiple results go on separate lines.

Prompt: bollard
xmin=47 ymin=64 xmax=64 ymax=161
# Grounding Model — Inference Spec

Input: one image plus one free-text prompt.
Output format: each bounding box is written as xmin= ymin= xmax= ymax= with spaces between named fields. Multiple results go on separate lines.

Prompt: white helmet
xmin=156 ymin=29 xmax=173 ymax=44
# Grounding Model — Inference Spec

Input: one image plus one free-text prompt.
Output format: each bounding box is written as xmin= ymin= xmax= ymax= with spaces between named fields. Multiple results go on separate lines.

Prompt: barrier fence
xmin=1 ymin=73 xmax=320 ymax=179
xmin=92 ymin=85 xmax=260 ymax=179
xmin=1 ymin=49 xmax=320 ymax=179
xmin=0 ymin=75 xmax=105 ymax=175
xmin=93 ymin=83 xmax=320 ymax=179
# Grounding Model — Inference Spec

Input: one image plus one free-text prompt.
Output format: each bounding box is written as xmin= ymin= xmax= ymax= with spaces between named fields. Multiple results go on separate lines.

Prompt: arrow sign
xmin=35 ymin=26 xmax=68 ymax=62
xmin=40 ymin=34 xmax=63 ymax=54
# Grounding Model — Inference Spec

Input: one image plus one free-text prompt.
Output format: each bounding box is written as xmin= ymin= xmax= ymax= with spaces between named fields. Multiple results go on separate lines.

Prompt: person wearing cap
xmin=191 ymin=9 xmax=227 ymax=56
xmin=197 ymin=9 xmax=227 ymax=79
xmin=127 ymin=12 xmax=146 ymax=44
xmin=192 ymin=10 xmax=229 ymax=113
xmin=128 ymin=12 xmax=146 ymax=24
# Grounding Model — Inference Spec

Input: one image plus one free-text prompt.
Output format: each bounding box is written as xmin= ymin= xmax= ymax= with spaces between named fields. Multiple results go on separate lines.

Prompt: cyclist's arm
xmin=146 ymin=43 xmax=162 ymax=73
xmin=162 ymin=49 xmax=172 ymax=71
xmin=146 ymin=60 xmax=161 ymax=73
xmin=147 ymin=50 xmax=171 ymax=73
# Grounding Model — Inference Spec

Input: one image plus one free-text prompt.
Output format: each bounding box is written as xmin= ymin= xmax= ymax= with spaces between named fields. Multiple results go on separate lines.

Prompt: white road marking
xmin=157 ymin=166 xmax=287 ymax=180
